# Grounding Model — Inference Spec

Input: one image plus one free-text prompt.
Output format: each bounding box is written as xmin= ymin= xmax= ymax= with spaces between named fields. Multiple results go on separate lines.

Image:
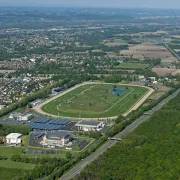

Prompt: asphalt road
xmin=60 ymin=88 xmax=180 ymax=180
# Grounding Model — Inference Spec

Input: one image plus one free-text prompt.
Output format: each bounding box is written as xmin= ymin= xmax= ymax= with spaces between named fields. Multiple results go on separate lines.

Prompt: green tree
xmin=66 ymin=152 xmax=72 ymax=159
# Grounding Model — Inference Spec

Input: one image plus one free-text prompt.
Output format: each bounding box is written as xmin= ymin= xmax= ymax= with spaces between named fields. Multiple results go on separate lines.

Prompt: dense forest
xmin=74 ymin=92 xmax=180 ymax=180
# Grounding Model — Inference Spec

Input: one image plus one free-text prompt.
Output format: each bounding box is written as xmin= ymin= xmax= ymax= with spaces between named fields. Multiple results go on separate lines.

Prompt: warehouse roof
xmin=76 ymin=120 xmax=103 ymax=127
xmin=46 ymin=131 xmax=71 ymax=140
xmin=6 ymin=133 xmax=22 ymax=139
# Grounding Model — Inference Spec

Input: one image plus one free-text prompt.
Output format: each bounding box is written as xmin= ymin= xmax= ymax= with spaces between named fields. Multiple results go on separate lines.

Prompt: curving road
xmin=59 ymin=88 xmax=180 ymax=180
xmin=33 ymin=82 xmax=154 ymax=120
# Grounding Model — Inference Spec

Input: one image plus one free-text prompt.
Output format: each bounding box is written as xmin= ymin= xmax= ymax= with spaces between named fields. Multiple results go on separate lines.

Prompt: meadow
xmin=42 ymin=84 xmax=148 ymax=118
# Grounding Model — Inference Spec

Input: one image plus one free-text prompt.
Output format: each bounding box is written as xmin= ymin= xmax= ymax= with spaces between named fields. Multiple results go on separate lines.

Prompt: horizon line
xmin=0 ymin=6 xmax=180 ymax=10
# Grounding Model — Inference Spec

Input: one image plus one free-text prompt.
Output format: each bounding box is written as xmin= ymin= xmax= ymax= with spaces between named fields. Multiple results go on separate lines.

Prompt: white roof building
xmin=76 ymin=120 xmax=104 ymax=132
xmin=6 ymin=133 xmax=22 ymax=145
xmin=9 ymin=113 xmax=34 ymax=121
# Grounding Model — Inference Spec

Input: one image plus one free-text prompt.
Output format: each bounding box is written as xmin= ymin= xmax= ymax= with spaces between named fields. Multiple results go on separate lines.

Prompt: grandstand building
xmin=75 ymin=120 xmax=104 ymax=132
xmin=42 ymin=132 xmax=72 ymax=147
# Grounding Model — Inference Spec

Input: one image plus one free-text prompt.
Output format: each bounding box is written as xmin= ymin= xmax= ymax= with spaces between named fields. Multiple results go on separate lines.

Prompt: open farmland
xmin=152 ymin=68 xmax=180 ymax=76
xmin=120 ymin=43 xmax=177 ymax=61
xmin=42 ymin=83 xmax=149 ymax=118
xmin=104 ymin=39 xmax=128 ymax=47
xmin=161 ymin=56 xmax=178 ymax=62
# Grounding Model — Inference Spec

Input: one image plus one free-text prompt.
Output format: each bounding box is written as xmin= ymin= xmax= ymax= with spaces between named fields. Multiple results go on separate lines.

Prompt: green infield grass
xmin=42 ymin=84 xmax=148 ymax=118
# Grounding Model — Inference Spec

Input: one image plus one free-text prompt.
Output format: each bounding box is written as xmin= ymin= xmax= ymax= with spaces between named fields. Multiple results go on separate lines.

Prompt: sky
xmin=0 ymin=0 xmax=180 ymax=9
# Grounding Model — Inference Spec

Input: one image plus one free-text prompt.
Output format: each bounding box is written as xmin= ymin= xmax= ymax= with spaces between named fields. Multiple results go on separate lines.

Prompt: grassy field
xmin=0 ymin=167 xmax=28 ymax=180
xmin=0 ymin=159 xmax=35 ymax=170
xmin=0 ymin=147 xmax=23 ymax=157
xmin=115 ymin=63 xmax=149 ymax=69
xmin=42 ymin=84 xmax=148 ymax=118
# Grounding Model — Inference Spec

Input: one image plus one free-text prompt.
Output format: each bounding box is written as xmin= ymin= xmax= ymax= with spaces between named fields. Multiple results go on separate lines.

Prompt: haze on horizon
xmin=0 ymin=0 xmax=180 ymax=9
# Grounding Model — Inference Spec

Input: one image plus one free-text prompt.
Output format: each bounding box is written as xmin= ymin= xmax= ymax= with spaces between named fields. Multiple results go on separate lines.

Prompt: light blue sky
xmin=0 ymin=0 xmax=180 ymax=9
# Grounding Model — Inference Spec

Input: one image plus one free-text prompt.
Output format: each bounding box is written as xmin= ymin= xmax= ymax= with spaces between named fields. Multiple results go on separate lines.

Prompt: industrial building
xmin=42 ymin=132 xmax=72 ymax=147
xmin=29 ymin=118 xmax=69 ymax=131
xmin=75 ymin=120 xmax=104 ymax=132
xmin=6 ymin=133 xmax=22 ymax=145
xmin=9 ymin=113 xmax=34 ymax=121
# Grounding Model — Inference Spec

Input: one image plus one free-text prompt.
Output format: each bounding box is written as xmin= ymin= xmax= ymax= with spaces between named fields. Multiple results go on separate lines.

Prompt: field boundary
xmin=33 ymin=82 xmax=154 ymax=120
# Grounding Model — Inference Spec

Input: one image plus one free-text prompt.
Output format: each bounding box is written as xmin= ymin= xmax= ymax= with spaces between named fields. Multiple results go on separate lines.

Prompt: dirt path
xmin=33 ymin=82 xmax=154 ymax=121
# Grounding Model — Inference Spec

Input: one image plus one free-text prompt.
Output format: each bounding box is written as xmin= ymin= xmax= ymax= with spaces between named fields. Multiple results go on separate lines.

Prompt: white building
xmin=149 ymin=77 xmax=156 ymax=82
xmin=9 ymin=113 xmax=34 ymax=121
xmin=75 ymin=120 xmax=104 ymax=132
xmin=138 ymin=75 xmax=146 ymax=82
xmin=6 ymin=133 xmax=22 ymax=145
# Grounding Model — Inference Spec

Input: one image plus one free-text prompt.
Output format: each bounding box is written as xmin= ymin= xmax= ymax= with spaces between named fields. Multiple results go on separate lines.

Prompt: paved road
xmin=33 ymin=82 xmax=154 ymax=121
xmin=59 ymin=88 xmax=180 ymax=180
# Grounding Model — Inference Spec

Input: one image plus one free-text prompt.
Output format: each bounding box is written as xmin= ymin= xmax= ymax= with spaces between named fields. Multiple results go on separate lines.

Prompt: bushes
xmin=66 ymin=152 xmax=72 ymax=160
xmin=11 ymin=155 xmax=66 ymax=165
xmin=14 ymin=156 xmax=67 ymax=180
xmin=0 ymin=156 xmax=7 ymax=160
xmin=0 ymin=124 xmax=30 ymax=136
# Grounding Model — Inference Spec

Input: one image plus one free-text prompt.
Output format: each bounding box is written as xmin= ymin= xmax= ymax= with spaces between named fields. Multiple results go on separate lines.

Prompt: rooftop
xmin=6 ymin=133 xmax=22 ymax=139
xmin=76 ymin=120 xmax=103 ymax=127
xmin=46 ymin=131 xmax=71 ymax=140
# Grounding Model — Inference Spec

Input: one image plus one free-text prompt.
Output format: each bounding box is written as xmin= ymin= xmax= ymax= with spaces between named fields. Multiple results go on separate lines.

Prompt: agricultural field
xmin=152 ymin=67 xmax=180 ymax=76
xmin=105 ymin=39 xmax=128 ymax=47
xmin=115 ymin=62 xmax=149 ymax=69
xmin=120 ymin=43 xmax=177 ymax=61
xmin=42 ymin=84 xmax=148 ymax=118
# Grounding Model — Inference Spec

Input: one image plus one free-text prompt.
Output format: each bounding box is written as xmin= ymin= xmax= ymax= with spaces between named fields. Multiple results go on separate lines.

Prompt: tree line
xmin=73 ymin=91 xmax=180 ymax=180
